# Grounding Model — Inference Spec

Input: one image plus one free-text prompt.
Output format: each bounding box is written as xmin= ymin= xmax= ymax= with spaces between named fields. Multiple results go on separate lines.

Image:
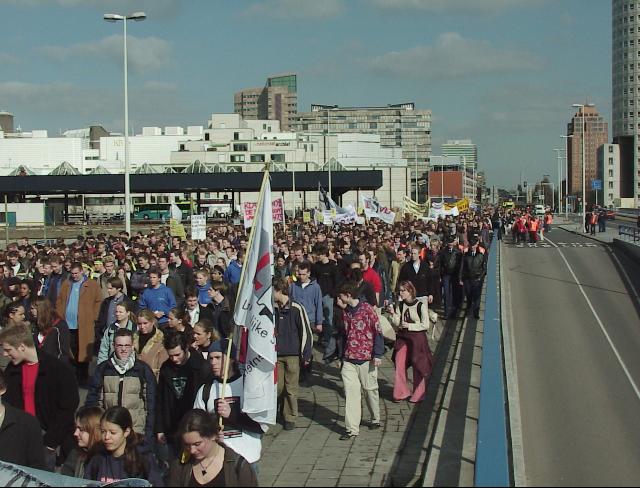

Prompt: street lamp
xmin=560 ymin=134 xmax=573 ymax=219
xmin=104 ymin=11 xmax=147 ymax=236
xmin=553 ymin=148 xmax=563 ymax=214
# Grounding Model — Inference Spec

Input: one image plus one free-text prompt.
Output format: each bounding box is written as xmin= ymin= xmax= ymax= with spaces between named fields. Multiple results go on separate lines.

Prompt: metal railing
xmin=475 ymin=239 xmax=510 ymax=487
xmin=618 ymin=225 xmax=640 ymax=244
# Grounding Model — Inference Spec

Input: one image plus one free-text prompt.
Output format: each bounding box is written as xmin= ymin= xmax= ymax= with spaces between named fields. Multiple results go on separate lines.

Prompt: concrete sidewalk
xmin=558 ymin=222 xmax=619 ymax=244
xmin=258 ymin=312 xmax=466 ymax=487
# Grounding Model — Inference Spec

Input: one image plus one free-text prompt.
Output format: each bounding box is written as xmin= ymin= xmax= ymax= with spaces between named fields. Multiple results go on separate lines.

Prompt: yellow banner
xmin=403 ymin=195 xmax=430 ymax=216
xmin=303 ymin=211 xmax=311 ymax=223
xmin=170 ymin=218 xmax=186 ymax=238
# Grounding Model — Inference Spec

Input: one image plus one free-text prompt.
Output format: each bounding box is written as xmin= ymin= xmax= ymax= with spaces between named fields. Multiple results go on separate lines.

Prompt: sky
xmin=0 ymin=0 xmax=612 ymax=188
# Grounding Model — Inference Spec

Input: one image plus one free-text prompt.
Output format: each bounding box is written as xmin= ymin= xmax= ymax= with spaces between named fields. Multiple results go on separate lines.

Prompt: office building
xmin=234 ymin=73 xmax=298 ymax=131
xmin=566 ymin=104 xmax=609 ymax=204
xmin=612 ymin=0 xmax=640 ymax=205
xmin=597 ymin=143 xmax=621 ymax=207
xmin=427 ymin=155 xmax=475 ymax=202
xmin=292 ymin=103 xmax=431 ymax=199
xmin=442 ymin=139 xmax=478 ymax=169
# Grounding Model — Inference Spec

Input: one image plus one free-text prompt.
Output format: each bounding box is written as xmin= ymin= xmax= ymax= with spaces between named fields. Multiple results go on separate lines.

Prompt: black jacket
xmin=3 ymin=349 xmax=79 ymax=451
xmin=155 ymin=350 xmax=212 ymax=438
xmin=398 ymin=260 xmax=432 ymax=298
xmin=163 ymin=271 xmax=185 ymax=309
xmin=171 ymin=263 xmax=194 ymax=290
xmin=47 ymin=270 xmax=69 ymax=303
xmin=459 ymin=251 xmax=487 ymax=281
xmin=209 ymin=298 xmax=232 ymax=337
xmin=313 ymin=260 xmax=339 ymax=297
xmin=36 ymin=319 xmax=72 ymax=364
xmin=440 ymin=247 xmax=463 ymax=276
xmin=275 ymin=301 xmax=313 ymax=360
xmin=0 ymin=404 xmax=46 ymax=469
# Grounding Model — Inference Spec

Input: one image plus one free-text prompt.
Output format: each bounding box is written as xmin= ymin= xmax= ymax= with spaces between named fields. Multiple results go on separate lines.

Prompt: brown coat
xmin=134 ymin=327 xmax=169 ymax=381
xmin=56 ymin=278 xmax=102 ymax=363
xmin=168 ymin=445 xmax=257 ymax=487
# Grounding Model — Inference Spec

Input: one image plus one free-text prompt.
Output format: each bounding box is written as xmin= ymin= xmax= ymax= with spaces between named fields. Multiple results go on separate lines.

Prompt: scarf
xmin=111 ymin=351 xmax=136 ymax=375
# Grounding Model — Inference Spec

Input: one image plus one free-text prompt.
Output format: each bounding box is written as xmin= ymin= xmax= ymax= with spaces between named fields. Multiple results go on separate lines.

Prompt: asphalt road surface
xmin=502 ymin=228 xmax=640 ymax=486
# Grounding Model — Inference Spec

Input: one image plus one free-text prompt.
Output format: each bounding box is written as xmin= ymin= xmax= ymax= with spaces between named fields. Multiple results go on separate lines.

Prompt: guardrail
xmin=475 ymin=239 xmax=510 ymax=487
xmin=618 ymin=225 xmax=640 ymax=243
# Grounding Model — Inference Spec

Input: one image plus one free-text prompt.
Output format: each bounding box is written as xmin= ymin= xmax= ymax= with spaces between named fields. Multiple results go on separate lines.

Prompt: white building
xmin=597 ymin=143 xmax=621 ymax=207
xmin=169 ymin=115 xmax=409 ymax=210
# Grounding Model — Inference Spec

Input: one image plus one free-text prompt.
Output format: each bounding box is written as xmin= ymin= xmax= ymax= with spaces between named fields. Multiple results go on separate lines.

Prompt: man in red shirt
xmin=357 ymin=251 xmax=382 ymax=306
xmin=0 ymin=325 xmax=79 ymax=471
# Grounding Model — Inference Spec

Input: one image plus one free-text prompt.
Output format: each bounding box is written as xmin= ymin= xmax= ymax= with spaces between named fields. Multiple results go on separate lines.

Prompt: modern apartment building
xmin=292 ymin=102 xmax=431 ymax=199
xmin=442 ymin=139 xmax=478 ymax=169
xmin=612 ymin=0 xmax=640 ymax=204
xmin=566 ymin=104 xmax=609 ymax=204
xmin=597 ymin=143 xmax=621 ymax=207
xmin=234 ymin=73 xmax=298 ymax=131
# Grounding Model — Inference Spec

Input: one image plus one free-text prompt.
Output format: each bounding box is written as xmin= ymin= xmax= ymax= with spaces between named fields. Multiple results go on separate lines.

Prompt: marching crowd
xmin=0 ymin=207 xmax=496 ymax=486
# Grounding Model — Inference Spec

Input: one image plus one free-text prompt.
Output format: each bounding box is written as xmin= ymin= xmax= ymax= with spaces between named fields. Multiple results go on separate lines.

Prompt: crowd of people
xmin=0 ymin=207 xmax=497 ymax=485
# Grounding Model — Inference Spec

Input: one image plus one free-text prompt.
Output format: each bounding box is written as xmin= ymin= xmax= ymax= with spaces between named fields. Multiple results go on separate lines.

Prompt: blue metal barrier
xmin=474 ymin=240 xmax=510 ymax=487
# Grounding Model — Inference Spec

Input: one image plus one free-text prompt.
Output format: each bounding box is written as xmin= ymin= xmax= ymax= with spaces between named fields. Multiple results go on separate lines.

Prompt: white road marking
xmin=545 ymin=235 xmax=640 ymax=402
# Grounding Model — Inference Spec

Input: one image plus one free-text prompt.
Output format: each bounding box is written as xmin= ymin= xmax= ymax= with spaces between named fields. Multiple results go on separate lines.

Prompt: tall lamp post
xmin=553 ymin=148 xmax=563 ymax=214
xmin=104 ymin=11 xmax=147 ymax=236
xmin=560 ymin=134 xmax=573 ymax=219
xmin=572 ymin=104 xmax=587 ymax=232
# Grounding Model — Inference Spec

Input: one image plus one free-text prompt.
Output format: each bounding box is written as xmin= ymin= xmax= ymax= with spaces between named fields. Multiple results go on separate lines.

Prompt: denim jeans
xmin=321 ymin=295 xmax=336 ymax=360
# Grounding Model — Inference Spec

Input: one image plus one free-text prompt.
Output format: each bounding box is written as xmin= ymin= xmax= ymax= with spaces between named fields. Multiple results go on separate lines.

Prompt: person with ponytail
xmin=84 ymin=406 xmax=164 ymax=486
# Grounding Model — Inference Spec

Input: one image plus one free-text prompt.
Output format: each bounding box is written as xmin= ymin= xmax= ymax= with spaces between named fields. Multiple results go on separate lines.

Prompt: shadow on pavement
xmin=387 ymin=316 xmax=460 ymax=487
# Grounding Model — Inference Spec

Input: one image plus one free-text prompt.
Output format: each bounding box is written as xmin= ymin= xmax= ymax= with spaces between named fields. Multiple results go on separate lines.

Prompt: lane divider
xmin=545 ymin=235 xmax=640 ymax=402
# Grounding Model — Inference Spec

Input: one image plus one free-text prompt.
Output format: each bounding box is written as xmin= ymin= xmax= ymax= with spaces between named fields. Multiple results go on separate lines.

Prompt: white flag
xmin=233 ymin=172 xmax=277 ymax=426
xmin=170 ymin=203 xmax=183 ymax=222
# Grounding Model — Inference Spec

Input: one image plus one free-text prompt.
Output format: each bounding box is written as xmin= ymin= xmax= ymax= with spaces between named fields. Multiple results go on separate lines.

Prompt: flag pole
xmin=219 ymin=168 xmax=271 ymax=430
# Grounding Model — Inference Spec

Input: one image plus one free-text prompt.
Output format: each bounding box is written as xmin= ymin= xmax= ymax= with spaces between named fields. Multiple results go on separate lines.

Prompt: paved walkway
xmin=558 ymin=221 xmax=620 ymax=244
xmin=258 ymin=315 xmax=457 ymax=487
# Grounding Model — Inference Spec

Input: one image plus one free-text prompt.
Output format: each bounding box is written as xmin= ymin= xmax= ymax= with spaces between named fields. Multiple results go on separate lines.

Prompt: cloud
xmin=0 ymin=0 xmax=180 ymax=18
xmin=366 ymin=32 xmax=543 ymax=80
xmin=0 ymin=80 xmax=194 ymax=135
xmin=241 ymin=0 xmax=344 ymax=20
xmin=39 ymin=34 xmax=171 ymax=73
xmin=0 ymin=53 xmax=18 ymax=64
xmin=365 ymin=0 xmax=547 ymax=15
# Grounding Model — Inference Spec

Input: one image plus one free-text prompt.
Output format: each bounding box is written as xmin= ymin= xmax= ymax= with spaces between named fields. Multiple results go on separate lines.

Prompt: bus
xmin=133 ymin=201 xmax=194 ymax=221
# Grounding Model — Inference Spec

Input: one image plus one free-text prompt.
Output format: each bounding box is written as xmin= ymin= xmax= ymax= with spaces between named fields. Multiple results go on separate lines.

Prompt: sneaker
xmin=339 ymin=432 xmax=357 ymax=441
xmin=369 ymin=422 xmax=381 ymax=430
xmin=284 ymin=422 xmax=295 ymax=431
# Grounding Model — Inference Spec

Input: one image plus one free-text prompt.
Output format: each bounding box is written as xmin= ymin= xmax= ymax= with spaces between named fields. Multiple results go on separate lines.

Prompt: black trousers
xmin=463 ymin=278 xmax=483 ymax=316
xmin=69 ymin=330 xmax=89 ymax=384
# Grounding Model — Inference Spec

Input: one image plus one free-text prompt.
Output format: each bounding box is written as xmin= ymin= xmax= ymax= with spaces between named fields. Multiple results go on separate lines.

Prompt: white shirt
xmin=188 ymin=307 xmax=199 ymax=325
xmin=160 ymin=272 xmax=169 ymax=285
xmin=413 ymin=260 xmax=420 ymax=274
xmin=193 ymin=376 xmax=262 ymax=463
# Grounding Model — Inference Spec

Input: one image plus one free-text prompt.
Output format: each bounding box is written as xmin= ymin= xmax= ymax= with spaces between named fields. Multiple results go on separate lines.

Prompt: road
xmin=502 ymin=228 xmax=640 ymax=486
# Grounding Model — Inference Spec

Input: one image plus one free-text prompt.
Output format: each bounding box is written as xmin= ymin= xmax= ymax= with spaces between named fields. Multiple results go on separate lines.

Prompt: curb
xmin=557 ymin=225 xmax=613 ymax=245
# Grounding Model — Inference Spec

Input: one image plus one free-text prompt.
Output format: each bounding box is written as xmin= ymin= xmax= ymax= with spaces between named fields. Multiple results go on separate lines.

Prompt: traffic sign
xmin=591 ymin=179 xmax=602 ymax=190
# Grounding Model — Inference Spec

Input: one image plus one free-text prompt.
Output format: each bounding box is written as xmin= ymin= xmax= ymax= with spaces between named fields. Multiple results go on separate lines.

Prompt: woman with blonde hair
xmin=61 ymin=406 xmax=104 ymax=478
xmin=192 ymin=319 xmax=220 ymax=359
xmin=389 ymin=280 xmax=433 ymax=403
xmin=134 ymin=309 xmax=168 ymax=380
